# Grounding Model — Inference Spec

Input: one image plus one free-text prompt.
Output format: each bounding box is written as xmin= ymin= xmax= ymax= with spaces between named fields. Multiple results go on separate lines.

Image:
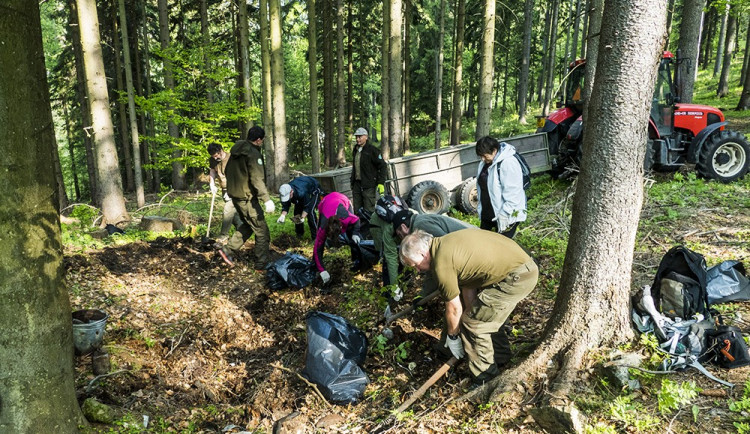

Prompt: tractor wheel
xmin=697 ymin=130 xmax=750 ymax=183
xmin=455 ymin=178 xmax=478 ymax=214
xmin=406 ymin=181 xmax=450 ymax=214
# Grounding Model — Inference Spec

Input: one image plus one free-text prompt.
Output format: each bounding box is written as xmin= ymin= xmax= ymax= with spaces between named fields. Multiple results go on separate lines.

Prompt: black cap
xmin=392 ymin=210 xmax=411 ymax=232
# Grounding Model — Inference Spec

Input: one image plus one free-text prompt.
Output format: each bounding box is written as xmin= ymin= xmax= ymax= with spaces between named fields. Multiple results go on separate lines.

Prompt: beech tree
xmin=0 ymin=1 xmax=84 ymax=430
xmin=77 ymin=0 xmax=130 ymax=225
xmin=469 ymin=0 xmax=668 ymax=411
xmin=677 ymin=0 xmax=705 ymax=103
xmin=476 ymin=0 xmax=496 ymax=138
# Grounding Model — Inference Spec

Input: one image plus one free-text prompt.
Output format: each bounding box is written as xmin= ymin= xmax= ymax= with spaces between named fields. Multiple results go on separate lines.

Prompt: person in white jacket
xmin=474 ymin=136 xmax=527 ymax=238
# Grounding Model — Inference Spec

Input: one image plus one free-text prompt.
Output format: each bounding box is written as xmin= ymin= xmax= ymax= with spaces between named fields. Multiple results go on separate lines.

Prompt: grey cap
xmin=354 ymin=127 xmax=368 ymax=137
xmin=279 ymin=184 xmax=292 ymax=202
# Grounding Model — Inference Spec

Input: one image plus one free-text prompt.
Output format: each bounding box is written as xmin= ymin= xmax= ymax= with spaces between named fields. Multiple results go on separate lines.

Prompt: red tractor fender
xmin=687 ymin=121 xmax=727 ymax=163
xmin=648 ymin=118 xmax=660 ymax=139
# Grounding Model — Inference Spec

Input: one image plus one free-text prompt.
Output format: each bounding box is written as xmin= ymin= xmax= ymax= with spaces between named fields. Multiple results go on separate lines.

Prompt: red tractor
xmin=538 ymin=52 xmax=750 ymax=183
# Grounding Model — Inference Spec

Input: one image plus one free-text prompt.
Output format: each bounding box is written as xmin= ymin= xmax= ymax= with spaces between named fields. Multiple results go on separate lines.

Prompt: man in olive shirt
xmin=399 ymin=229 xmax=538 ymax=384
xmin=219 ymin=126 xmax=276 ymax=270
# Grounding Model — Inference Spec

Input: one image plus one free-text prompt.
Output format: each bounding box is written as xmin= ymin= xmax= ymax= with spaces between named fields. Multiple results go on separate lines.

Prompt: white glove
xmin=264 ymin=200 xmax=275 ymax=213
xmin=320 ymin=270 xmax=331 ymax=283
xmin=495 ymin=216 xmax=510 ymax=232
xmin=277 ymin=214 xmax=286 ymax=224
xmin=392 ymin=286 xmax=403 ymax=302
xmin=223 ymin=192 xmax=230 ymax=202
xmin=352 ymin=235 xmax=361 ymax=244
xmin=210 ymin=183 xmax=218 ymax=195
xmin=445 ymin=334 xmax=465 ymax=359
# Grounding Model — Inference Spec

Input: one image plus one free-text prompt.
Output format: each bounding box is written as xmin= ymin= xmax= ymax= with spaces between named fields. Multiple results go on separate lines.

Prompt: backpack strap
xmin=658 ymin=352 xmax=734 ymax=387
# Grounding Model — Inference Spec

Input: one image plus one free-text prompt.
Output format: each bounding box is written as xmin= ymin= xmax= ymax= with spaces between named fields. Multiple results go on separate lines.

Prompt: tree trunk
xmin=580 ymin=0 xmax=589 ymax=58
xmin=269 ymin=0 xmax=289 ymax=188
xmin=347 ymin=3 xmax=354 ymax=136
xmin=517 ymin=0 xmax=534 ymax=124
xmin=157 ymin=0 xmax=185 ymax=190
xmin=381 ymin=0 xmax=391 ymax=156
xmin=450 ymin=0 xmax=466 ymax=146
xmin=404 ymin=0 xmax=412 ymax=153
xmin=0 ymin=4 xmax=85 ymax=429
xmin=571 ymin=0 xmax=582 ymax=59
xmin=336 ymin=0 xmax=347 ymax=165
xmin=260 ymin=0 xmax=276 ymax=181
xmin=63 ymin=102 xmax=82 ymax=200
xmin=701 ymin=5 xmax=715 ymax=69
xmin=471 ymin=0 xmax=667 ymax=405
xmin=200 ymin=0 xmax=214 ymax=104
xmin=537 ymin=4 xmax=551 ymax=104
xmin=434 ymin=0 xmax=447 ymax=147
xmin=132 ymin=1 xmax=153 ymax=192
xmin=665 ymin=0 xmax=676 ymax=48
xmin=69 ymin=0 xmax=98 ymax=202
xmin=119 ymin=0 xmax=145 ymax=207
xmin=542 ymin=0 xmax=560 ymax=116
xmin=308 ymin=0 xmax=321 ymax=172
xmin=239 ymin=0 xmax=253 ymax=133
xmin=52 ymin=131 xmax=70 ymax=211
xmin=476 ymin=0 xmax=496 ymax=139
xmin=717 ymin=12 xmax=737 ymax=97
xmin=740 ymin=17 xmax=750 ymax=86
xmin=677 ymin=0 xmax=705 ymax=103
xmin=140 ymin=0 xmax=159 ymax=192
xmin=389 ymin=0 xmax=404 ymax=157
xmin=111 ymin=0 xmax=134 ymax=193
xmin=78 ymin=0 xmax=130 ymax=224
xmin=582 ymin=0 xmax=603 ymax=122
xmin=322 ymin=0 xmax=334 ymax=166
xmin=737 ymin=29 xmax=750 ymax=108
xmin=714 ymin=3 xmax=729 ymax=77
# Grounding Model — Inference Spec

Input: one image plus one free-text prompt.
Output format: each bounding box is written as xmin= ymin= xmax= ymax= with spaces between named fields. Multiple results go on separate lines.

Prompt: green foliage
xmin=608 ymin=395 xmax=661 ymax=431
xmin=70 ymin=205 xmax=100 ymax=228
xmin=584 ymin=422 xmax=618 ymax=434
xmin=657 ymin=379 xmax=700 ymax=415
xmin=394 ymin=341 xmax=411 ymax=363
xmin=372 ymin=334 xmax=388 ymax=357
xmin=729 ymin=379 xmax=750 ymax=433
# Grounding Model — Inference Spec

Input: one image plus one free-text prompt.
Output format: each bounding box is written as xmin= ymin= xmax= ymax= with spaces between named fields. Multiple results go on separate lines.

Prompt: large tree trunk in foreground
xmin=269 ymin=0 xmax=289 ymax=188
xmin=469 ymin=0 xmax=667 ymax=405
xmin=0 ymin=2 xmax=84 ymax=431
xmin=677 ymin=0 xmax=705 ymax=103
xmin=582 ymin=0 xmax=603 ymax=122
xmin=78 ymin=0 xmax=130 ymax=225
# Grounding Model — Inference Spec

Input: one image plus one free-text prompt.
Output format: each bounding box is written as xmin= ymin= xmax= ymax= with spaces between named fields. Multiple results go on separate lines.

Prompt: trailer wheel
xmin=697 ymin=130 xmax=750 ymax=183
xmin=407 ymin=181 xmax=450 ymax=214
xmin=455 ymin=178 xmax=478 ymax=214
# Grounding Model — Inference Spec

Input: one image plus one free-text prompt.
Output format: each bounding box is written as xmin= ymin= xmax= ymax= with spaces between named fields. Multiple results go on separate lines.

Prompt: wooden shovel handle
xmin=385 ymin=290 xmax=440 ymax=326
xmin=394 ymin=356 xmax=458 ymax=415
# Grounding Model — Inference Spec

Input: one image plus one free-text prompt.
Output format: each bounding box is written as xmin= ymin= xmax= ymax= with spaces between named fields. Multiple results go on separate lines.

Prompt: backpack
xmin=498 ymin=151 xmax=531 ymax=190
xmin=651 ymin=246 xmax=710 ymax=320
xmin=700 ymin=325 xmax=750 ymax=369
xmin=374 ymin=195 xmax=407 ymax=223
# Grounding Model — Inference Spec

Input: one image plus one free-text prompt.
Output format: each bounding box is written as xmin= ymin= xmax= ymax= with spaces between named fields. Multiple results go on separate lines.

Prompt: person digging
xmin=399 ymin=229 xmax=538 ymax=388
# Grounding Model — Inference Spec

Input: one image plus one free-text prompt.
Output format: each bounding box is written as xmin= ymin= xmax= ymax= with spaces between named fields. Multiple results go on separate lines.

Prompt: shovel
xmin=202 ymin=190 xmax=217 ymax=244
xmin=382 ymin=290 xmax=439 ymax=339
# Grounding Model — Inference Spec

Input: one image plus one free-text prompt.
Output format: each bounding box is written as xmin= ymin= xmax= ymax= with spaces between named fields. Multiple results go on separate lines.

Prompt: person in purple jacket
xmin=314 ymin=192 xmax=362 ymax=284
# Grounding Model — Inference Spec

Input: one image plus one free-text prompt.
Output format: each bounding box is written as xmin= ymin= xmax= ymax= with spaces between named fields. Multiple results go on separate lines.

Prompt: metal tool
xmin=381 ymin=290 xmax=440 ymax=340
xmin=202 ymin=190 xmax=217 ymax=244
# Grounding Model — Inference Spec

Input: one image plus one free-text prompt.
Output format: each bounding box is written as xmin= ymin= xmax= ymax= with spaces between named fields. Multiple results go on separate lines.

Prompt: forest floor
xmin=66 ymin=172 xmax=750 ymax=433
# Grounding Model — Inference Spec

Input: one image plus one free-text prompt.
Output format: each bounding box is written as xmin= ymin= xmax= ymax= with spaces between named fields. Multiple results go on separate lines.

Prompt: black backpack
xmin=699 ymin=325 xmax=750 ymax=369
xmin=652 ymin=246 xmax=710 ymax=320
xmin=374 ymin=195 xmax=407 ymax=223
xmin=498 ymin=151 xmax=531 ymax=191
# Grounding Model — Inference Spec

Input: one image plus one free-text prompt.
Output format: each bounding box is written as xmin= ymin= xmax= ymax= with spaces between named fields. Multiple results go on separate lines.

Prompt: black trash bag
xmin=707 ymin=260 xmax=750 ymax=305
xmin=105 ymin=224 xmax=125 ymax=235
xmin=356 ymin=240 xmax=379 ymax=268
xmin=265 ymin=252 xmax=317 ymax=291
xmin=301 ymin=311 xmax=369 ymax=404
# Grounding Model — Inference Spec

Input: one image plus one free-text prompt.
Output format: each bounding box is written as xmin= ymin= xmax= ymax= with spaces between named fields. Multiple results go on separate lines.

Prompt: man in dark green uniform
xmin=207 ymin=143 xmax=242 ymax=242
xmin=351 ymin=127 xmax=387 ymax=215
xmin=219 ymin=126 xmax=276 ymax=270
xmin=399 ymin=229 xmax=538 ymax=385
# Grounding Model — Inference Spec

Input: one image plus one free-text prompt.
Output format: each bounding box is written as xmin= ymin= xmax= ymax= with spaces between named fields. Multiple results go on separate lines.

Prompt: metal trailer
xmin=311 ymin=132 xmax=550 ymax=214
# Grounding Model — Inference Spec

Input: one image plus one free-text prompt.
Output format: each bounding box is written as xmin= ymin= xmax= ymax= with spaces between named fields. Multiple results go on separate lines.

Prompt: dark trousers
xmin=225 ymin=198 xmax=271 ymax=267
xmin=351 ymin=180 xmax=377 ymax=216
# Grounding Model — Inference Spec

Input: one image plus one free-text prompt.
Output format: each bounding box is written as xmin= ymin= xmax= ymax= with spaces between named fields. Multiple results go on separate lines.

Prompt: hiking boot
xmin=218 ymin=248 xmax=235 ymax=267
xmin=216 ymin=235 xmax=229 ymax=244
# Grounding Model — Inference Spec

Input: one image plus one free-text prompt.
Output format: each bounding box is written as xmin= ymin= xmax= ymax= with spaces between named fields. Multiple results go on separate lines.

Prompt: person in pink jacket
xmin=314 ymin=192 xmax=362 ymax=284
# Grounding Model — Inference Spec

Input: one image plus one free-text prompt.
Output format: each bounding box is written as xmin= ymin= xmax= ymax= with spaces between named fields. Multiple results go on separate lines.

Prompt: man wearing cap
xmin=207 ymin=143 xmax=242 ymax=243
xmin=276 ymin=176 xmax=323 ymax=239
xmin=351 ymin=127 xmax=387 ymax=216
xmin=219 ymin=126 xmax=276 ymax=270
xmin=399 ymin=229 xmax=538 ymax=386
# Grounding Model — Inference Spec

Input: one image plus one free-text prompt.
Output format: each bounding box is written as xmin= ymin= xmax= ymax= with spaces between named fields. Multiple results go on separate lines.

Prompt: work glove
xmin=264 ymin=200 xmax=275 ymax=213
xmin=291 ymin=215 xmax=305 ymax=225
xmin=445 ymin=334 xmax=465 ymax=359
xmin=352 ymin=234 xmax=361 ymax=244
xmin=392 ymin=286 xmax=403 ymax=302
xmin=320 ymin=270 xmax=331 ymax=284
xmin=223 ymin=192 xmax=230 ymax=202
xmin=277 ymin=214 xmax=286 ymax=224
xmin=377 ymin=184 xmax=385 ymax=195
xmin=210 ymin=183 xmax=218 ymax=195
xmin=495 ymin=215 xmax=510 ymax=233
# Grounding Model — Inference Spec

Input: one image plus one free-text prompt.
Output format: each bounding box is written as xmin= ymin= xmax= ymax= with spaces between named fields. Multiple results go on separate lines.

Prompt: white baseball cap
xmin=279 ymin=184 xmax=292 ymax=202
xmin=354 ymin=127 xmax=368 ymax=136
